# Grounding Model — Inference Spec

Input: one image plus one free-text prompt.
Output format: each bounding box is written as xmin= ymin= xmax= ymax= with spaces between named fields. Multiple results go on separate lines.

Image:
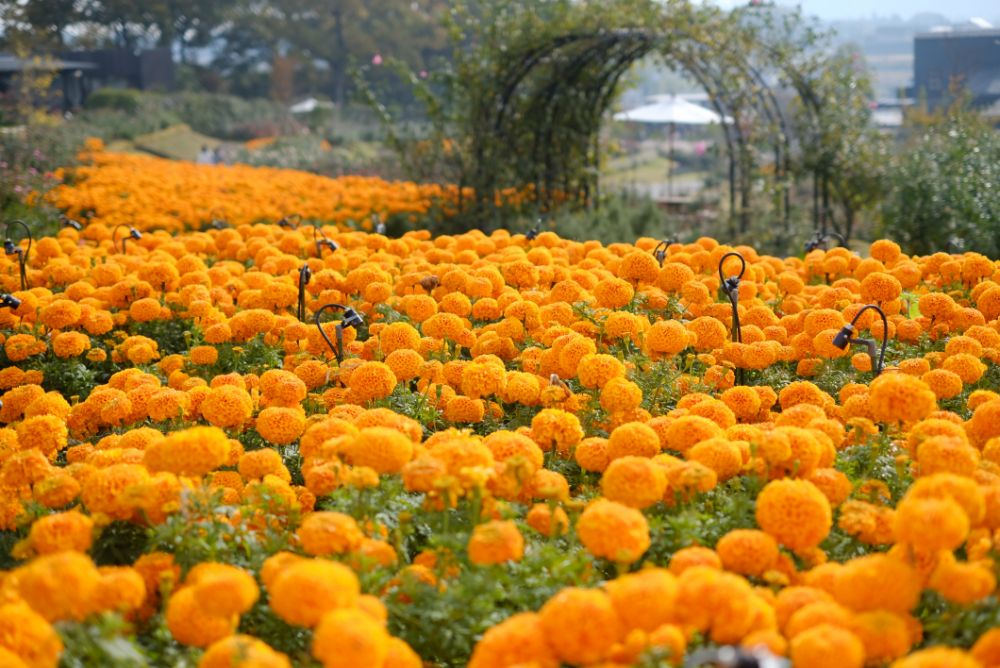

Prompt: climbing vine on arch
xmin=362 ymin=0 xmax=883 ymax=248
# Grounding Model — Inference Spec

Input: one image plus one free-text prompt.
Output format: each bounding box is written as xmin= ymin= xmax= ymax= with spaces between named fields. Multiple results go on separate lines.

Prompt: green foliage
xmin=91 ymin=521 xmax=151 ymax=566
xmin=387 ymin=539 xmax=594 ymax=667
xmin=918 ymin=592 xmax=1000 ymax=650
xmin=57 ymin=614 xmax=149 ymax=668
xmin=548 ymin=195 xmax=673 ymax=244
xmin=836 ymin=432 xmax=912 ymax=503
xmin=147 ymin=488 xmax=296 ymax=574
xmin=84 ymin=88 xmax=144 ymax=114
xmin=644 ymin=476 xmax=763 ymax=565
xmin=880 ymin=106 xmax=1000 ymax=258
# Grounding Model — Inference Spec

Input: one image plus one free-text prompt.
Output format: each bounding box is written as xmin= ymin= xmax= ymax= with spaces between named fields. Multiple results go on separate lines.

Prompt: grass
xmin=133 ymin=124 xmax=222 ymax=161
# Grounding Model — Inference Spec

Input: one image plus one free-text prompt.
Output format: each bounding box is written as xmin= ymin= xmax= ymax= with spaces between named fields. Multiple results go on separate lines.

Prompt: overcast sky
xmin=713 ymin=0 xmax=999 ymax=21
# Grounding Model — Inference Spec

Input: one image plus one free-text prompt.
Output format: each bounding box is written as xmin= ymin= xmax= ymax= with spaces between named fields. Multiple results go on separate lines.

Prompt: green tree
xmin=880 ymin=104 xmax=1000 ymax=258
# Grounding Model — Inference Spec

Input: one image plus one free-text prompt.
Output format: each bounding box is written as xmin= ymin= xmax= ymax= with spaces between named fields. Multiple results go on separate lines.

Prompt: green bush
xmin=83 ymin=87 xmax=143 ymax=113
xmin=167 ymin=93 xmax=300 ymax=140
xmin=881 ymin=110 xmax=1000 ymax=258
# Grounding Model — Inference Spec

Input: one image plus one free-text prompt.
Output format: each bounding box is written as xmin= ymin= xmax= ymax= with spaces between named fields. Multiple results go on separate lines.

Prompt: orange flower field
xmin=4 ymin=154 xmax=1000 ymax=667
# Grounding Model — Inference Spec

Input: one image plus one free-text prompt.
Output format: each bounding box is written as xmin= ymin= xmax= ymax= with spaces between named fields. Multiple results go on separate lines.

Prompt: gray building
xmin=914 ymin=28 xmax=1000 ymax=109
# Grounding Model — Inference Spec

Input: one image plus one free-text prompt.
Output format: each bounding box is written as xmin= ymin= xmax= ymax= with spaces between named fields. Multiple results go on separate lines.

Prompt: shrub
xmin=880 ymin=108 xmax=1000 ymax=258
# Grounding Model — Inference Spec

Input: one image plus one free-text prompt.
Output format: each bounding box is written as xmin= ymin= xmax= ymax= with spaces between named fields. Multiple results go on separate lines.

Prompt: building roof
xmin=0 ymin=53 xmax=96 ymax=74
xmin=915 ymin=27 xmax=1000 ymax=40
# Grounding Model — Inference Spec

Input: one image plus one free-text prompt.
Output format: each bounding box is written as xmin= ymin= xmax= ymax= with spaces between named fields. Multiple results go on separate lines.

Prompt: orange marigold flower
xmin=468 ymin=520 xmax=524 ymax=565
xmin=715 ymin=529 xmax=779 ymax=576
xmin=605 ymin=567 xmax=677 ymax=633
xmin=530 ymin=408 xmax=583 ymax=454
xmin=256 ymin=406 xmax=307 ymax=445
xmin=538 ymin=587 xmax=622 ymax=665
xmin=790 ymin=623 xmax=864 ymax=668
xmin=834 ymin=553 xmax=921 ymax=613
xmin=268 ymin=558 xmax=359 ymax=628
xmin=755 ymin=479 xmax=831 ymax=552
xmin=576 ymin=498 xmax=650 ymax=563
xmin=188 ymin=563 xmax=259 ymax=617
xmin=599 ymin=377 xmax=643 ymax=414
xmin=14 ymin=551 xmax=100 ymax=622
xmin=27 ymin=510 xmax=93 ymax=555
xmin=468 ymin=612 xmax=558 ymax=668
xmin=200 ymin=635 xmax=291 ymax=668
xmin=143 ymin=426 xmax=230 ymax=476
xmin=0 ymin=602 xmax=63 ymax=668
xmin=15 ymin=415 xmax=68 ymax=460
xmin=607 ymin=422 xmax=660 ymax=461
xmin=576 ymin=353 xmax=626 ymax=389
xmin=165 ymin=587 xmax=237 ymax=648
xmin=894 ymin=495 xmax=969 ymax=553
xmin=869 ymin=373 xmax=937 ymax=425
xmin=600 ymin=455 xmax=667 ymax=508
xmin=312 ymin=607 xmax=390 ymax=668
xmin=201 ymin=385 xmax=253 ymax=428
xmin=297 ymin=511 xmax=364 ymax=556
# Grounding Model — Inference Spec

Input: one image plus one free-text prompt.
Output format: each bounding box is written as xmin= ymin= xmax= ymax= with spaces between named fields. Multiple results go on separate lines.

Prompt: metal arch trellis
xmin=444 ymin=0 xmax=848 ymax=243
xmin=470 ymin=26 xmax=798 ymax=231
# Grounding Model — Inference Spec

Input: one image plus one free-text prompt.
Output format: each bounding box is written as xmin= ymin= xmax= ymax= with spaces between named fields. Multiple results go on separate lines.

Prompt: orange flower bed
xmin=2 ymin=198 xmax=1000 ymax=667
xmin=47 ymin=140 xmax=463 ymax=232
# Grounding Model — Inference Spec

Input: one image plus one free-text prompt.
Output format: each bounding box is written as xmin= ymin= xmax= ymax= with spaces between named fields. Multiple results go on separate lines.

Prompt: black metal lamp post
xmin=296 ymin=264 xmax=313 ymax=322
xmin=804 ymin=230 xmax=846 ymax=252
xmin=314 ymin=303 xmax=364 ymax=363
xmin=3 ymin=220 xmax=32 ymax=291
xmin=0 ymin=293 xmax=22 ymax=309
xmin=831 ymin=303 xmax=889 ymax=376
xmin=718 ymin=251 xmax=747 ymax=385
xmin=314 ymin=225 xmax=339 ymax=256
xmin=113 ymin=224 xmax=142 ymax=254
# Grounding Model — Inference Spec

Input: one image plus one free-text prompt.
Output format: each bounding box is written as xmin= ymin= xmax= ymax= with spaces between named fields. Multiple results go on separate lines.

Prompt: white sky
xmin=710 ymin=0 xmax=1000 ymax=21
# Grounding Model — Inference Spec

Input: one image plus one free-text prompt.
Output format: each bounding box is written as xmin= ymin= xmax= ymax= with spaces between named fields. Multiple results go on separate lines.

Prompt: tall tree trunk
xmin=331 ymin=5 xmax=347 ymax=105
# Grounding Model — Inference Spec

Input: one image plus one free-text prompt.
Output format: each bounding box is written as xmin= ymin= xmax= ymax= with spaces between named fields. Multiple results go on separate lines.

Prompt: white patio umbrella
xmin=613 ymin=95 xmax=731 ymax=196
xmin=613 ymin=95 xmax=731 ymax=125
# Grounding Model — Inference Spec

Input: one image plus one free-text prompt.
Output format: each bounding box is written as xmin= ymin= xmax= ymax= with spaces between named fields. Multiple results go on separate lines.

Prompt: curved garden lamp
xmin=652 ymin=237 xmax=678 ymax=267
xmin=296 ymin=264 xmax=313 ymax=322
xmin=684 ymin=645 xmax=787 ymax=668
xmin=804 ymin=230 xmax=846 ymax=253
xmin=314 ymin=302 xmax=364 ymax=363
xmin=113 ymin=224 xmax=142 ymax=254
xmin=718 ymin=251 xmax=747 ymax=385
xmin=525 ymin=218 xmax=543 ymax=241
xmin=208 ymin=209 xmax=229 ymax=230
xmin=3 ymin=220 xmax=31 ymax=291
xmin=314 ymin=225 xmax=339 ymax=256
xmin=277 ymin=214 xmax=302 ymax=229
xmin=60 ymin=215 xmax=83 ymax=231
xmin=373 ymin=214 xmax=387 ymax=235
xmin=1 ymin=293 xmax=22 ymax=309
xmin=831 ymin=303 xmax=889 ymax=376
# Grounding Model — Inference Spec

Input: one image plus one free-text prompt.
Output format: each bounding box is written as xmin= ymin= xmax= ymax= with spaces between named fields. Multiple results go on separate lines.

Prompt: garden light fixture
xmin=831 ymin=303 xmax=888 ymax=375
xmin=60 ymin=216 xmax=83 ymax=231
xmin=652 ymin=237 xmax=677 ymax=266
xmin=718 ymin=251 xmax=747 ymax=385
xmin=684 ymin=645 xmax=788 ymax=668
xmin=3 ymin=219 xmax=32 ymax=290
xmin=526 ymin=219 xmax=542 ymax=241
xmin=314 ymin=302 xmax=364 ymax=363
xmin=373 ymin=214 xmax=387 ymax=235
xmin=313 ymin=225 xmax=339 ymax=255
xmin=113 ymin=224 xmax=142 ymax=254
xmin=277 ymin=214 xmax=302 ymax=229
xmin=0 ymin=293 xmax=22 ymax=309
xmin=296 ymin=264 xmax=313 ymax=322
xmin=804 ymin=230 xmax=846 ymax=252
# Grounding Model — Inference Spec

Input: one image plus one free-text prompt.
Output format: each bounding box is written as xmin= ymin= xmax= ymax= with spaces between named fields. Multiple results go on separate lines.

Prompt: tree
xmin=881 ymin=104 xmax=1000 ymax=258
